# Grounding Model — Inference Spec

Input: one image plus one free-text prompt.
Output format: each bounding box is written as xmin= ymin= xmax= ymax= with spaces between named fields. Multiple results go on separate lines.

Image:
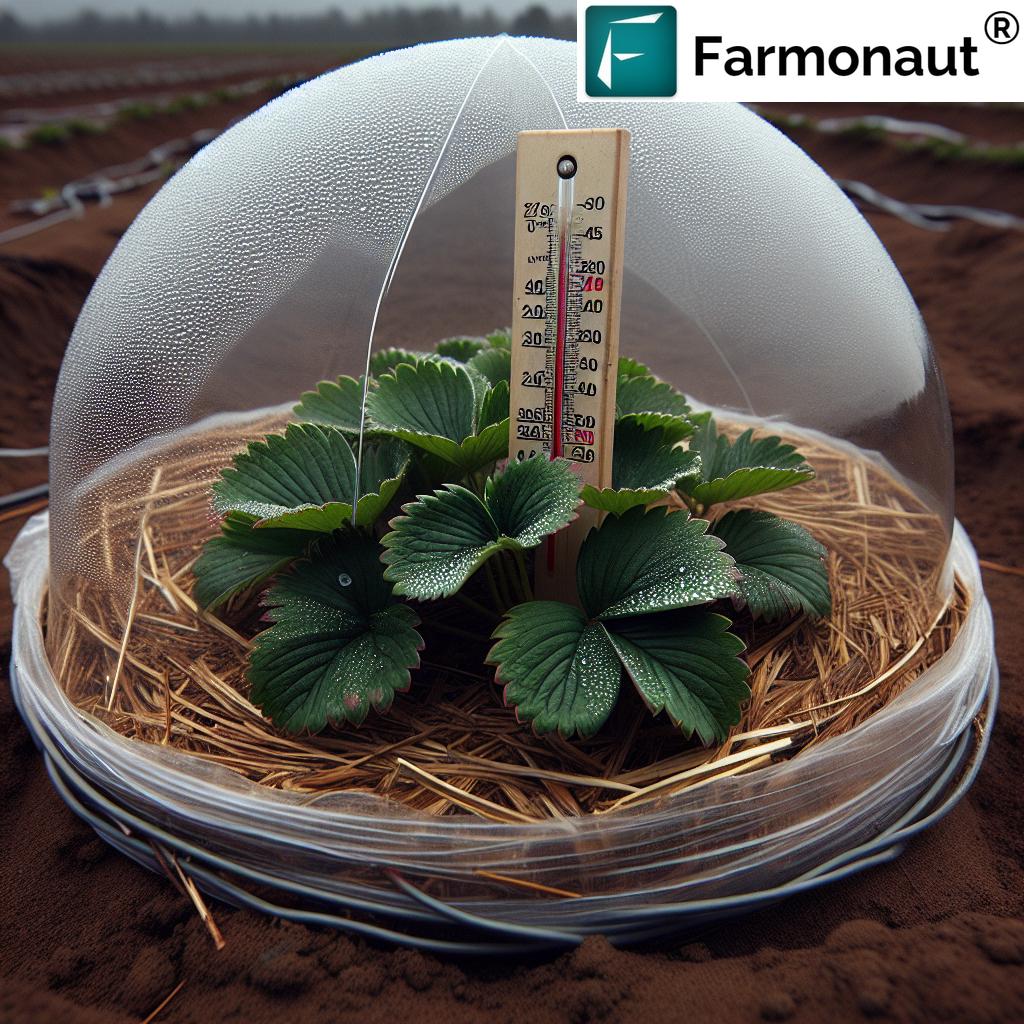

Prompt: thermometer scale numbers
xmin=510 ymin=129 xmax=630 ymax=598
xmin=510 ymin=129 xmax=630 ymax=493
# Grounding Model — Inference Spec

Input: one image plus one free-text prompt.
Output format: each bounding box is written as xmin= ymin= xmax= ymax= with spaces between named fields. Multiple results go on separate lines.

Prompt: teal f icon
xmin=585 ymin=6 xmax=677 ymax=97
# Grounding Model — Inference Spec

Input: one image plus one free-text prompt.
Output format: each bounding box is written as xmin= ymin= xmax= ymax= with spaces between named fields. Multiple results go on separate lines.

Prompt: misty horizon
xmin=0 ymin=3 xmax=576 ymax=45
xmin=5 ymin=0 xmax=575 ymax=23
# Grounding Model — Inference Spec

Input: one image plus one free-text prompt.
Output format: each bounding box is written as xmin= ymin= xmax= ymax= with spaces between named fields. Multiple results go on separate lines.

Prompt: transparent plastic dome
xmin=48 ymin=35 xmax=953 ymax=624
xmin=9 ymin=35 xmax=997 ymax=946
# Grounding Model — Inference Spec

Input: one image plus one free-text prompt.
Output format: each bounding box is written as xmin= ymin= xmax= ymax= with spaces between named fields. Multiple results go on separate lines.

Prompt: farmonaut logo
xmin=584 ymin=6 xmax=677 ymax=97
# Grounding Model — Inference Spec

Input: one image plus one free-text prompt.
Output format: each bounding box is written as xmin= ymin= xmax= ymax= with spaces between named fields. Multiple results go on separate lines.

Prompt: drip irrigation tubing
xmin=817 ymin=114 xmax=965 ymax=144
xmin=0 ymin=483 xmax=48 ymax=512
xmin=0 ymin=450 xmax=48 ymax=517
xmin=838 ymin=179 xmax=1024 ymax=232
xmin=0 ymin=447 xmax=47 ymax=458
xmin=4 ymin=110 xmax=1024 ymax=246
xmin=0 ymin=127 xmax=221 ymax=246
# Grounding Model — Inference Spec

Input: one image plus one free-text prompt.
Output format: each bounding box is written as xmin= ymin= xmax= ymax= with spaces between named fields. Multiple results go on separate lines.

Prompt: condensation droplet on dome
xmin=338 ymin=573 xmax=352 ymax=588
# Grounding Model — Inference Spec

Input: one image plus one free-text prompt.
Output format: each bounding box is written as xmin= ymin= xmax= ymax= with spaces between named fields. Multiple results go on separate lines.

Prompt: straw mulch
xmin=49 ymin=416 xmax=967 ymax=823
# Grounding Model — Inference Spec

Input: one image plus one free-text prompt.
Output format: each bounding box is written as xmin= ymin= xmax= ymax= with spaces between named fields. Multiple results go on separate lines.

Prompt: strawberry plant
xmin=195 ymin=331 xmax=830 ymax=743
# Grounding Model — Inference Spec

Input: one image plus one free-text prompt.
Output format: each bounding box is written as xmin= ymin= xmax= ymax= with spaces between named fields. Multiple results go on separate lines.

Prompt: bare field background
xmin=0 ymin=41 xmax=1022 ymax=1024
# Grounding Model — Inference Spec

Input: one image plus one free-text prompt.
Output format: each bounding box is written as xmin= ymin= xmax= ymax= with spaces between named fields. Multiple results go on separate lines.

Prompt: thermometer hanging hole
xmin=556 ymin=155 xmax=577 ymax=179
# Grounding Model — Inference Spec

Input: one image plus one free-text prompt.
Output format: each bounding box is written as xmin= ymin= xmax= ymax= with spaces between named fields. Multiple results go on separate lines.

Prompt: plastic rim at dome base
xmin=8 ymin=510 xmax=997 ymax=950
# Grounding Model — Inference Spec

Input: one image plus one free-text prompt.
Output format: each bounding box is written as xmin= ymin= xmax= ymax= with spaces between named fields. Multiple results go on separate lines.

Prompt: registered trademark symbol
xmin=985 ymin=10 xmax=1019 ymax=43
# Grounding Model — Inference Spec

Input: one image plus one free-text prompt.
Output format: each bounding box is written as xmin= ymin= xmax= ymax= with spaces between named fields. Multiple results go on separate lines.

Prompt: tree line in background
xmin=0 ymin=6 xmax=574 ymax=45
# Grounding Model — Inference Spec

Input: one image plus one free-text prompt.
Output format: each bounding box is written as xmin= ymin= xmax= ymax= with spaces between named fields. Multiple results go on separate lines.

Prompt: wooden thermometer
xmin=509 ymin=128 xmax=630 ymax=601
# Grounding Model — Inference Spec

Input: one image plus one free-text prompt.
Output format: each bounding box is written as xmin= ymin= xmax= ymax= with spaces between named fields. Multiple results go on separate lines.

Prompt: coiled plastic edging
xmin=11 ymin=613 xmax=998 ymax=954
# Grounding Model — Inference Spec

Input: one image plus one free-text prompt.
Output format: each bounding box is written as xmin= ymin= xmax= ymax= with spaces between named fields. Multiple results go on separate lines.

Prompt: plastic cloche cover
xmin=12 ymin=35 xmax=995 ymax=934
xmin=49 ymin=34 xmax=953 ymax=641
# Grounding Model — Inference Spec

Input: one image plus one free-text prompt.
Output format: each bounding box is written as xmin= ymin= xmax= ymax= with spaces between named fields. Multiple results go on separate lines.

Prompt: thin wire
xmin=351 ymin=36 xmax=508 ymax=522
xmin=505 ymin=37 xmax=569 ymax=131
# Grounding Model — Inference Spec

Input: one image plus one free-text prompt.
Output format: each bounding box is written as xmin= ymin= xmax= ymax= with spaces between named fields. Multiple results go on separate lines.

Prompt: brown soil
xmin=1 ymin=97 xmax=1023 ymax=1023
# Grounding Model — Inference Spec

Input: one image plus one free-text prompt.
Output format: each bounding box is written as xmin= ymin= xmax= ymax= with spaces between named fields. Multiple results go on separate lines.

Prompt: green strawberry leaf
xmin=366 ymin=359 xmax=509 ymax=474
xmin=381 ymin=456 xmax=580 ymax=600
xmin=369 ymin=348 xmax=429 ymax=376
xmin=354 ymin=437 xmax=415 ymax=517
xmin=381 ymin=484 xmax=499 ymax=599
xmin=250 ymin=535 xmax=422 ymax=732
xmin=605 ymin=612 xmax=749 ymax=745
xmin=577 ymin=505 xmax=738 ymax=620
xmin=484 ymin=455 xmax=582 ymax=541
xmin=682 ymin=420 xmax=814 ymax=508
xmin=468 ymin=346 xmax=511 ymax=387
xmin=437 ymin=355 xmax=489 ymax=419
xmin=372 ymin=360 xmax=479 ymax=444
xmin=618 ymin=356 xmax=653 ymax=380
xmin=293 ymin=375 xmax=369 ymax=432
xmin=367 ymin=358 xmax=475 ymax=452
xmin=435 ymin=336 xmax=487 ymax=362
xmin=618 ymin=413 xmax=695 ymax=444
xmin=193 ymin=513 xmax=312 ymax=610
xmin=485 ymin=328 xmax=511 ymax=350
xmin=453 ymin=420 xmax=510 ymax=473
xmin=212 ymin=424 xmax=409 ymax=531
xmin=488 ymin=602 xmax=621 ymax=737
xmin=616 ymin=373 xmax=696 ymax=443
xmin=579 ymin=485 xmax=667 ymax=517
xmin=615 ymin=372 xmax=691 ymax=418
xmin=613 ymin=419 xmax=700 ymax=491
xmin=711 ymin=509 xmax=831 ymax=621
xmin=478 ymin=378 xmax=510 ymax=430
xmin=581 ymin=420 xmax=701 ymax=516
xmin=429 ymin=351 xmax=497 ymax=435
